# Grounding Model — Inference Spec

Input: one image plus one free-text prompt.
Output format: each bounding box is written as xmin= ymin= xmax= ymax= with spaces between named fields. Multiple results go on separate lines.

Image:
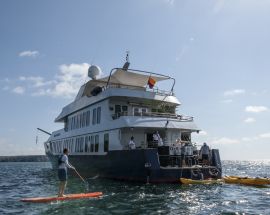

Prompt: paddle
xmin=71 ymin=167 xmax=89 ymax=192
xmin=73 ymin=168 xmax=86 ymax=183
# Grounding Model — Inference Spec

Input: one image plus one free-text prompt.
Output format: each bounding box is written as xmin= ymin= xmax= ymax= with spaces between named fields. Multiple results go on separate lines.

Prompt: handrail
xmin=106 ymin=84 xmax=174 ymax=96
xmin=112 ymin=111 xmax=193 ymax=121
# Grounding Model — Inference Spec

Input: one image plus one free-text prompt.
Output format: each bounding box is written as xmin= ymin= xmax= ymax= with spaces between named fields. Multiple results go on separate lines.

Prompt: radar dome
xmin=88 ymin=65 xmax=101 ymax=80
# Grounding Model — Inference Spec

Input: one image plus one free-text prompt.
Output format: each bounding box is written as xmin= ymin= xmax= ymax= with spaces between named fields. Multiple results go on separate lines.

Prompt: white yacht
xmin=44 ymin=58 xmax=222 ymax=183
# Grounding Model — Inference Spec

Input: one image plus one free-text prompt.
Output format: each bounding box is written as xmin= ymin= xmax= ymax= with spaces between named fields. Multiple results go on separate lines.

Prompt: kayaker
xmin=58 ymin=148 xmax=75 ymax=197
xmin=200 ymin=142 xmax=210 ymax=165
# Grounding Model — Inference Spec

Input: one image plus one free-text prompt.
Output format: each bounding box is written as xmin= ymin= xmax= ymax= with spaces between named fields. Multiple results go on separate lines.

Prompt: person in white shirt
xmin=153 ymin=131 xmax=161 ymax=146
xmin=58 ymin=148 xmax=75 ymax=197
xmin=129 ymin=136 xmax=136 ymax=149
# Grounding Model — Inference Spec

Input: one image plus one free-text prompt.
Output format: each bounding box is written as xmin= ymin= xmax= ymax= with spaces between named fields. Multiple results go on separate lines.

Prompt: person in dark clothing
xmin=200 ymin=142 xmax=210 ymax=165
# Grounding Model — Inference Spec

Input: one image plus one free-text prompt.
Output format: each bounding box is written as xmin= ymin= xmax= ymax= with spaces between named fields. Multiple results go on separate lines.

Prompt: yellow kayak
xmin=223 ymin=176 xmax=270 ymax=186
xmin=180 ymin=178 xmax=223 ymax=185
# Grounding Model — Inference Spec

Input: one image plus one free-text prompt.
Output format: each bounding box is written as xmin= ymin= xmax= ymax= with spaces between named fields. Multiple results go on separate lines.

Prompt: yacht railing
xmin=112 ymin=111 xmax=193 ymax=121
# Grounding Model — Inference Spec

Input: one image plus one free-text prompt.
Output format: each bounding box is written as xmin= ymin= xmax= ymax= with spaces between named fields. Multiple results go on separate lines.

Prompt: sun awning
xmin=82 ymin=69 xmax=170 ymax=97
xmin=99 ymin=69 xmax=170 ymax=87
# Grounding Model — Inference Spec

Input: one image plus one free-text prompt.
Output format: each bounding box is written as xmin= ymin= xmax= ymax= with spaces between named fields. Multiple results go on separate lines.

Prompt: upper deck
xmin=55 ymin=68 xmax=181 ymax=122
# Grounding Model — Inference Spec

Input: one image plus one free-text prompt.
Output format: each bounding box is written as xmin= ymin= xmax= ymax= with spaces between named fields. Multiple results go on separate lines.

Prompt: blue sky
xmin=0 ymin=0 xmax=269 ymax=160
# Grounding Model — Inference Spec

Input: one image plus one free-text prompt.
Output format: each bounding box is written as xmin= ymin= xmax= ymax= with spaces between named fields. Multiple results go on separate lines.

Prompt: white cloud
xmin=13 ymin=86 xmax=25 ymax=94
xmin=6 ymin=63 xmax=92 ymax=98
xmin=245 ymin=106 xmax=268 ymax=113
xmin=259 ymin=133 xmax=270 ymax=139
xmin=19 ymin=76 xmax=56 ymax=88
xmin=210 ymin=132 xmax=270 ymax=145
xmin=19 ymin=50 xmax=39 ymax=57
xmin=244 ymin=117 xmax=255 ymax=123
xmin=241 ymin=137 xmax=254 ymax=142
xmin=224 ymin=89 xmax=245 ymax=96
xmin=211 ymin=137 xmax=240 ymax=145
xmin=19 ymin=50 xmax=39 ymax=58
xmin=31 ymin=63 xmax=91 ymax=98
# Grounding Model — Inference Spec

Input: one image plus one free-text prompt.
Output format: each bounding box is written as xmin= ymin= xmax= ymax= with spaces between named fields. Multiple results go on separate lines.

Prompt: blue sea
xmin=0 ymin=161 xmax=270 ymax=215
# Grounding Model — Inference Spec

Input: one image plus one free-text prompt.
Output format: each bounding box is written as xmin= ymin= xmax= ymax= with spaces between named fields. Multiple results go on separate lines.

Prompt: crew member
xmin=153 ymin=131 xmax=160 ymax=146
xmin=129 ymin=136 xmax=136 ymax=149
xmin=200 ymin=142 xmax=210 ymax=165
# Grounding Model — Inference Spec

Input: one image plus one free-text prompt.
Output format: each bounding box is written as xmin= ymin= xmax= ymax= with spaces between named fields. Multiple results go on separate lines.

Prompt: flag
xmin=148 ymin=77 xmax=156 ymax=89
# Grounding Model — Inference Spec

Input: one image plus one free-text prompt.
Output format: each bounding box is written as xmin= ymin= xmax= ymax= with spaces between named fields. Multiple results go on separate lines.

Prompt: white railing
xmin=105 ymin=84 xmax=174 ymax=96
xmin=112 ymin=111 xmax=193 ymax=121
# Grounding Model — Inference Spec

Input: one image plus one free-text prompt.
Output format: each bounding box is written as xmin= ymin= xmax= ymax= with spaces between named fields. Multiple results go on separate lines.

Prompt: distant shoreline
xmin=0 ymin=155 xmax=49 ymax=162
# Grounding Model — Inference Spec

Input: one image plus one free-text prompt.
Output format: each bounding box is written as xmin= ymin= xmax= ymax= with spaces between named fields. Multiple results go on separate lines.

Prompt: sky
xmin=0 ymin=0 xmax=269 ymax=160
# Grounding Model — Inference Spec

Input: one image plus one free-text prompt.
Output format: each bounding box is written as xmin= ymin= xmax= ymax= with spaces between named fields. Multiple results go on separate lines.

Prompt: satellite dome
xmin=88 ymin=65 xmax=101 ymax=80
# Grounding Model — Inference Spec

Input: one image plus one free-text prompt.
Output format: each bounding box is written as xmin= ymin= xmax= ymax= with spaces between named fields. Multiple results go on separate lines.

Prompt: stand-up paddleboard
xmin=21 ymin=192 xmax=103 ymax=203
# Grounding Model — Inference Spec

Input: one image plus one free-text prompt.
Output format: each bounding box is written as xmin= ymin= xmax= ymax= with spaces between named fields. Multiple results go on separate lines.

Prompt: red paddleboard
xmin=20 ymin=192 xmax=103 ymax=203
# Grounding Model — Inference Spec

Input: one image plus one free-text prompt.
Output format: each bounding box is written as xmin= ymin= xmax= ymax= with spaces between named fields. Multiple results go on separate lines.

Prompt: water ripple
xmin=0 ymin=161 xmax=270 ymax=214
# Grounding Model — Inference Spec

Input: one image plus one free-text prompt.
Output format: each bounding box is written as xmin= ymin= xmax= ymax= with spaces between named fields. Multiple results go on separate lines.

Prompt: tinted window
xmin=97 ymin=107 xmax=101 ymax=124
xmin=104 ymin=133 xmax=109 ymax=152
xmin=92 ymin=108 xmax=97 ymax=125
xmin=95 ymin=135 xmax=99 ymax=152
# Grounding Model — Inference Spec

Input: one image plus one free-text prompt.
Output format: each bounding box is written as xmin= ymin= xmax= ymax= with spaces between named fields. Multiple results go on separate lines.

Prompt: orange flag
xmin=148 ymin=77 xmax=156 ymax=89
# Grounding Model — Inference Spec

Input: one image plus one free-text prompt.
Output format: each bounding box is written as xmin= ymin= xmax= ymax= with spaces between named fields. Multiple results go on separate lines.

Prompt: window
xmin=87 ymin=136 xmax=91 ymax=152
xmin=92 ymin=108 xmax=97 ymax=125
xmin=75 ymin=138 xmax=80 ymax=152
xmin=64 ymin=119 xmax=68 ymax=131
xmin=104 ymin=133 xmax=109 ymax=152
xmin=86 ymin=111 xmax=90 ymax=126
xmin=67 ymin=139 xmax=71 ymax=152
xmin=115 ymin=105 xmax=121 ymax=113
xmin=95 ymin=135 xmax=99 ymax=152
xmin=85 ymin=136 xmax=88 ymax=152
xmin=133 ymin=107 xmax=147 ymax=116
xmin=122 ymin=105 xmax=128 ymax=112
xmin=71 ymin=117 xmax=74 ymax=130
xmin=71 ymin=138 xmax=74 ymax=152
xmin=82 ymin=112 xmax=86 ymax=127
xmin=97 ymin=107 xmax=101 ymax=124
xmin=91 ymin=136 xmax=94 ymax=152
xmin=122 ymin=105 xmax=128 ymax=115
xmin=141 ymin=108 xmax=147 ymax=115
xmin=76 ymin=115 xmax=79 ymax=129
xmin=181 ymin=133 xmax=191 ymax=142
xmin=80 ymin=137 xmax=84 ymax=152
xmin=134 ymin=107 xmax=140 ymax=116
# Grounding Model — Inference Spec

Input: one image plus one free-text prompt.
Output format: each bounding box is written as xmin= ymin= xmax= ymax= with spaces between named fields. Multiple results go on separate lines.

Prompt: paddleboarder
xmin=58 ymin=148 xmax=75 ymax=197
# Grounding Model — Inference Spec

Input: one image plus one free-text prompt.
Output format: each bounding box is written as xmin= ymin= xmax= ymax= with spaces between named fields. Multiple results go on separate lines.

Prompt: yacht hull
xmin=46 ymin=148 xmax=222 ymax=183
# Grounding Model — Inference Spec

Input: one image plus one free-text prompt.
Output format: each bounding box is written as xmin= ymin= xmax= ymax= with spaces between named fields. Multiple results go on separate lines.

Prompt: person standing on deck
xmin=58 ymin=148 xmax=75 ymax=197
xmin=129 ymin=136 xmax=136 ymax=149
xmin=153 ymin=131 xmax=160 ymax=146
xmin=200 ymin=142 xmax=210 ymax=165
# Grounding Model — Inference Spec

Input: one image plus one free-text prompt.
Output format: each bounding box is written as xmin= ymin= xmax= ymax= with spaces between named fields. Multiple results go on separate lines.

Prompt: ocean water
xmin=0 ymin=161 xmax=270 ymax=215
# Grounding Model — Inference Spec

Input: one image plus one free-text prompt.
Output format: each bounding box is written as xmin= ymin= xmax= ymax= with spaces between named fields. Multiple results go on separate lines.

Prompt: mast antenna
xmin=126 ymin=51 xmax=129 ymax=63
xmin=122 ymin=51 xmax=130 ymax=71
